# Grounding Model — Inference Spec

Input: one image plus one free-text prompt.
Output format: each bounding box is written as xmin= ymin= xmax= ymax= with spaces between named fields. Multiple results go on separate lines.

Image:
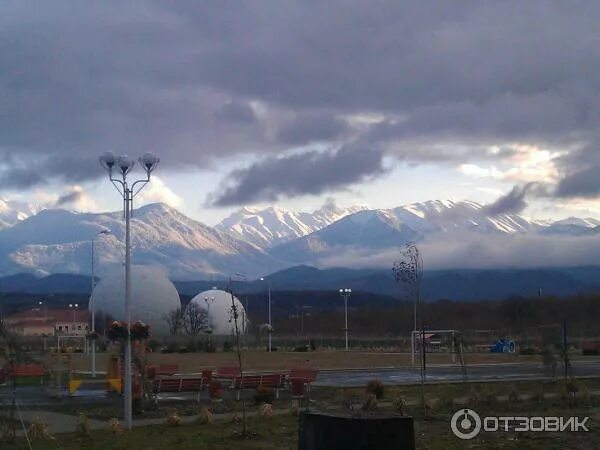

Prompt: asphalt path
xmin=313 ymin=360 xmax=600 ymax=387
xmin=4 ymin=361 xmax=600 ymax=406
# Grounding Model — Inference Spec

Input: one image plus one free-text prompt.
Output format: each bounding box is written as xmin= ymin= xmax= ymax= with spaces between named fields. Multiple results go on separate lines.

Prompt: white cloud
xmin=136 ymin=176 xmax=183 ymax=209
xmin=458 ymin=164 xmax=504 ymax=179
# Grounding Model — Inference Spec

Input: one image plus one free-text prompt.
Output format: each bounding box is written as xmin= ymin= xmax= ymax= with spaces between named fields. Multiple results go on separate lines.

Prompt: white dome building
xmin=90 ymin=266 xmax=181 ymax=337
xmin=186 ymin=289 xmax=247 ymax=335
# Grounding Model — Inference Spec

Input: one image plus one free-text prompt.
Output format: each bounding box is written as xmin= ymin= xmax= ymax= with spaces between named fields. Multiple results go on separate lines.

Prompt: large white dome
xmin=90 ymin=266 xmax=181 ymax=336
xmin=187 ymin=289 xmax=247 ymax=335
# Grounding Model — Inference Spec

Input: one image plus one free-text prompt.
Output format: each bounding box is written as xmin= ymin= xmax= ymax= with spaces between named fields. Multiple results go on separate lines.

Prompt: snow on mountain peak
xmin=216 ymin=202 xmax=367 ymax=248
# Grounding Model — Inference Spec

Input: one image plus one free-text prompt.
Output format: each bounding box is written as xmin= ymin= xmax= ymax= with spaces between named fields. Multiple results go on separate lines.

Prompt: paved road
xmin=3 ymin=361 xmax=600 ymax=406
xmin=313 ymin=361 xmax=600 ymax=387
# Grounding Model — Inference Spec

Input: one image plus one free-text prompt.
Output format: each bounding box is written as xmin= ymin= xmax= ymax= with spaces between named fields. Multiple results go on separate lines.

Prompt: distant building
xmin=4 ymin=308 xmax=89 ymax=337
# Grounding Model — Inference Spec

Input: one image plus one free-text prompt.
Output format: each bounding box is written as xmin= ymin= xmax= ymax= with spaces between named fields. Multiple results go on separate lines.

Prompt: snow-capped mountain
xmin=216 ymin=202 xmax=367 ymax=248
xmin=0 ymin=198 xmax=41 ymax=229
xmin=1 ymin=199 xmax=600 ymax=279
xmin=269 ymin=200 xmax=587 ymax=264
xmin=0 ymin=203 xmax=277 ymax=280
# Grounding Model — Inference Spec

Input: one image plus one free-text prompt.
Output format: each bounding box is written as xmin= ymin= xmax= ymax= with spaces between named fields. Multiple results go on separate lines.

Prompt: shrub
xmin=197 ymin=407 xmax=213 ymax=425
xmin=108 ymin=418 xmax=123 ymax=435
xmin=564 ymin=380 xmax=578 ymax=407
xmin=254 ymin=384 xmax=274 ymax=404
xmin=259 ymin=403 xmax=273 ymax=418
xmin=290 ymin=399 xmax=300 ymax=416
xmin=223 ymin=341 xmax=233 ymax=352
xmin=366 ymin=379 xmax=385 ymax=399
xmin=423 ymin=398 xmax=436 ymax=418
xmin=360 ymin=394 xmax=378 ymax=411
xmin=28 ymin=416 xmax=53 ymax=441
xmin=165 ymin=410 xmax=181 ymax=427
xmin=76 ymin=413 xmax=90 ymax=437
xmin=393 ymin=397 xmax=407 ymax=415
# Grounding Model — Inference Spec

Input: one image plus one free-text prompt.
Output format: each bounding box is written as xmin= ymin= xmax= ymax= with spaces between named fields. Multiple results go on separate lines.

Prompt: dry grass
xmin=66 ymin=350 xmax=539 ymax=373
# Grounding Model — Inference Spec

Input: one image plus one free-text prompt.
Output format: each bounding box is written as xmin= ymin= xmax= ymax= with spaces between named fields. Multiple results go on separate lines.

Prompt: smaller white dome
xmin=187 ymin=289 xmax=247 ymax=335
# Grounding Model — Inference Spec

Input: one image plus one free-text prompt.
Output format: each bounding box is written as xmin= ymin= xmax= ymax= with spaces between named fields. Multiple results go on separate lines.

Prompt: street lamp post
xmin=68 ymin=303 xmax=79 ymax=326
xmin=99 ymin=151 xmax=159 ymax=430
xmin=91 ymin=229 xmax=110 ymax=378
xmin=260 ymin=277 xmax=272 ymax=352
xmin=203 ymin=296 xmax=215 ymax=331
xmin=339 ymin=288 xmax=352 ymax=351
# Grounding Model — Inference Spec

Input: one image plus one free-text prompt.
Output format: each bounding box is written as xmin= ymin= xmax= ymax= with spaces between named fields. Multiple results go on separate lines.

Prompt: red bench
xmin=152 ymin=375 xmax=204 ymax=393
xmin=231 ymin=373 xmax=285 ymax=400
xmin=5 ymin=364 xmax=45 ymax=377
xmin=0 ymin=364 xmax=45 ymax=385
xmin=156 ymin=364 xmax=179 ymax=376
xmin=216 ymin=366 xmax=240 ymax=385
xmin=152 ymin=375 xmax=205 ymax=402
xmin=288 ymin=368 xmax=319 ymax=397
xmin=216 ymin=366 xmax=240 ymax=377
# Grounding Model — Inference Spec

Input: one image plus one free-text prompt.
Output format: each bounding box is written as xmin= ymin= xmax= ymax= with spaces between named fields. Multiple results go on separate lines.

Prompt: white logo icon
xmin=451 ymin=408 xmax=482 ymax=440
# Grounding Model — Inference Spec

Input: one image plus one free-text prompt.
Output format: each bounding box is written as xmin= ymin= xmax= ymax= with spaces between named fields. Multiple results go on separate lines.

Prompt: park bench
xmin=152 ymin=375 xmax=205 ymax=402
xmin=288 ymin=368 xmax=319 ymax=397
xmin=230 ymin=373 xmax=285 ymax=400
xmin=0 ymin=363 xmax=46 ymax=385
xmin=156 ymin=364 xmax=179 ymax=376
xmin=216 ymin=366 xmax=241 ymax=384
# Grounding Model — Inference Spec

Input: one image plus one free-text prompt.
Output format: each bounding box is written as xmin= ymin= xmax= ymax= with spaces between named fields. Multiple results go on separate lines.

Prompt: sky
xmin=2 ymin=1 xmax=600 ymax=226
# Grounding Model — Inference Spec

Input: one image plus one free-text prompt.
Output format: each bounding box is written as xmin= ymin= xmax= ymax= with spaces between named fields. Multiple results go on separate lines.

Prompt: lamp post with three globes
xmin=98 ymin=151 xmax=159 ymax=430
xmin=339 ymin=288 xmax=352 ymax=351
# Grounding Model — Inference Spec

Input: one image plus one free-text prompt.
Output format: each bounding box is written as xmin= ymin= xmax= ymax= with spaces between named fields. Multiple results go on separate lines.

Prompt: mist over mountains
xmin=1 ymin=199 xmax=600 ymax=285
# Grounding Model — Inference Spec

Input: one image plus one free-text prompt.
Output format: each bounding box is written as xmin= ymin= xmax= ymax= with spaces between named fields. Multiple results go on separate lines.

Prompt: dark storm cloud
xmin=0 ymin=166 xmax=45 ymax=189
xmin=2 ymin=1 xmax=600 ymax=197
xmin=275 ymin=114 xmax=349 ymax=146
xmin=208 ymin=146 xmax=385 ymax=206
xmin=55 ymin=190 xmax=83 ymax=207
xmin=483 ymin=183 xmax=550 ymax=216
xmin=214 ymin=101 xmax=256 ymax=124
xmin=483 ymin=185 xmax=530 ymax=216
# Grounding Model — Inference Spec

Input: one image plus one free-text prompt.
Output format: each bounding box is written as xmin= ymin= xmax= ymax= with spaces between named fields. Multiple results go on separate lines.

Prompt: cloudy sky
xmin=2 ymin=1 xmax=600 ymax=225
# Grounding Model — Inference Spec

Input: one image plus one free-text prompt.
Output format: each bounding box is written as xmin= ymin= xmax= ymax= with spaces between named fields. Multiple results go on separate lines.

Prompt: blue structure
xmin=490 ymin=338 xmax=516 ymax=353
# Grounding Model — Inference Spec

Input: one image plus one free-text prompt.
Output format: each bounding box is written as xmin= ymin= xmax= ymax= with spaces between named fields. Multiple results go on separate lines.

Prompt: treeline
xmin=247 ymin=293 xmax=600 ymax=339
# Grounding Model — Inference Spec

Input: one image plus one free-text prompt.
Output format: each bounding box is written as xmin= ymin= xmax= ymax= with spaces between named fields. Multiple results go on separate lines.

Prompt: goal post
xmin=411 ymin=329 xmax=462 ymax=365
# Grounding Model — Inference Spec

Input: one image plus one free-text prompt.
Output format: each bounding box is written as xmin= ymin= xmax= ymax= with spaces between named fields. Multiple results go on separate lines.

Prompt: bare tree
xmin=183 ymin=303 xmax=208 ymax=336
xmin=164 ymin=308 xmax=184 ymax=336
xmin=392 ymin=242 xmax=426 ymax=415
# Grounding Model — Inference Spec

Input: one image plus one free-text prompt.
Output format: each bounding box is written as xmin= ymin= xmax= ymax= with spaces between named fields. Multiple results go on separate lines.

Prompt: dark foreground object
xmin=298 ymin=410 xmax=415 ymax=450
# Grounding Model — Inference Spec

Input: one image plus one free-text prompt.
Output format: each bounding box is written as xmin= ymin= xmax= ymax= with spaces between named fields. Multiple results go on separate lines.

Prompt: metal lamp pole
xmin=99 ymin=151 xmax=159 ymax=430
xmin=260 ymin=277 xmax=273 ymax=352
xmin=91 ymin=229 xmax=110 ymax=378
xmin=68 ymin=303 xmax=79 ymax=322
xmin=339 ymin=288 xmax=352 ymax=351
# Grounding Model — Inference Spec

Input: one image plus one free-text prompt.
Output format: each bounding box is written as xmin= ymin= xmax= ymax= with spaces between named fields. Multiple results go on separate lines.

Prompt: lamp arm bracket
xmin=131 ymin=177 xmax=150 ymax=198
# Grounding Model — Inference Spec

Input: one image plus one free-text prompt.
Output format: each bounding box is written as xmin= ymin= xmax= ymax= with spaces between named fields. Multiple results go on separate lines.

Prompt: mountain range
xmin=1 ymin=199 xmax=600 ymax=281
